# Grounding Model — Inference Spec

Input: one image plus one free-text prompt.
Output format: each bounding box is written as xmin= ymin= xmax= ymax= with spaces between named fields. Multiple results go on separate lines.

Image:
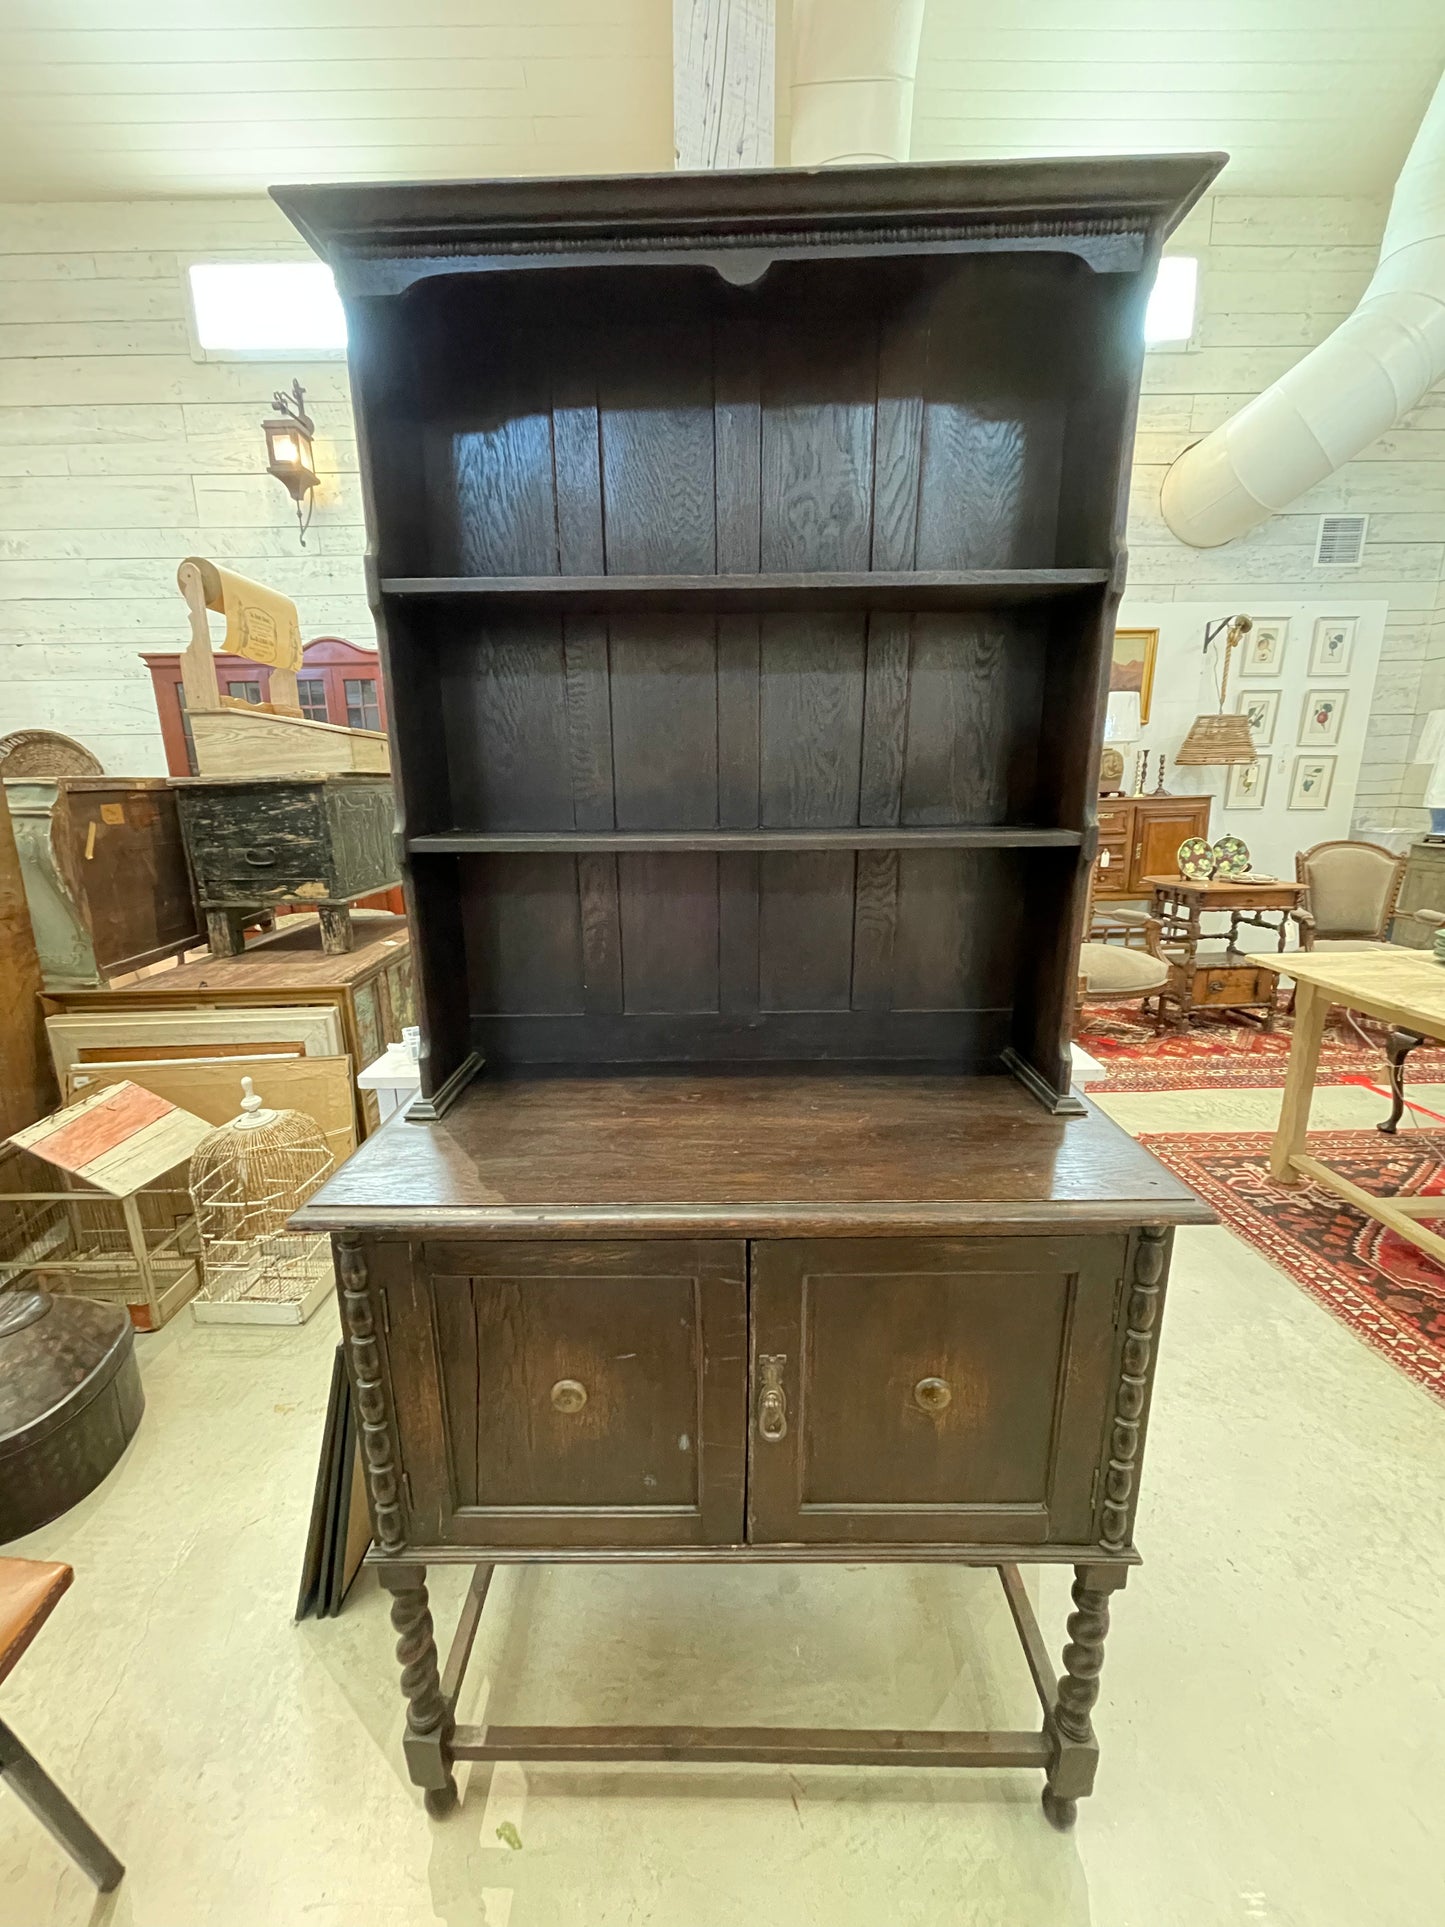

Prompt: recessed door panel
xmin=390 ymin=1240 xmax=746 ymax=1548
xmin=746 ymin=1237 xmax=1124 ymax=1545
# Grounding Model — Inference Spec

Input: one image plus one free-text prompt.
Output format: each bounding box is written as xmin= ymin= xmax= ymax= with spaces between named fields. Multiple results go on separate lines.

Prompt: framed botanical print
xmin=1289 ymin=754 xmax=1336 ymax=810
xmin=1110 ymin=627 xmax=1159 ymax=724
xmin=1239 ymin=618 xmax=1289 ymax=678
xmin=1299 ymin=687 xmax=1347 ymax=746
xmin=1225 ymin=757 xmax=1269 ymax=810
xmin=1234 ymin=688 xmax=1279 ymax=747
xmin=1310 ymin=617 xmax=1357 ymax=676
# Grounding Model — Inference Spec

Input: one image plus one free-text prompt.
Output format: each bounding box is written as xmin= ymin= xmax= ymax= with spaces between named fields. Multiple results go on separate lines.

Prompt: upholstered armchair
xmin=1294 ymin=839 xmax=1406 ymax=951
xmin=1077 ymin=901 xmax=1173 ymax=1031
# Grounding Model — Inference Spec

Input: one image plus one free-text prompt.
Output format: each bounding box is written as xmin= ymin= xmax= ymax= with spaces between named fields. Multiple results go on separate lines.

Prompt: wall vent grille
xmin=1315 ymin=514 xmax=1368 ymax=567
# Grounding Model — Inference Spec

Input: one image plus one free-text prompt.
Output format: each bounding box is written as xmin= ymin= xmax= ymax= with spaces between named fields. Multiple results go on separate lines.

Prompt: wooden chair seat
xmin=0 ymin=1560 xmax=71 ymax=1689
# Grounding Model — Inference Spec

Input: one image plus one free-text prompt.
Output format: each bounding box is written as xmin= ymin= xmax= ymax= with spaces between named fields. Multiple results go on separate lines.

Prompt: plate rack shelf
xmin=277 ymin=157 xmax=1217 ymax=1108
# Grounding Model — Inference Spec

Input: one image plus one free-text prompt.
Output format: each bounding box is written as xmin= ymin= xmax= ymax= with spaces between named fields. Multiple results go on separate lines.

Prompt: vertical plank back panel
xmin=760 ymin=274 xmax=876 ymax=571
xmin=758 ymin=853 xmax=857 ymax=1012
xmin=441 ymin=624 xmax=572 ymax=831
xmin=598 ymin=312 xmax=717 ymax=575
xmin=462 ymin=854 xmax=584 ymax=1015
xmin=758 ymin=615 xmax=866 ymax=829
xmin=609 ymin=616 xmax=719 ymax=831
xmin=619 ymin=853 xmax=721 ymax=1014
xmin=444 ymin=327 xmax=558 ymax=577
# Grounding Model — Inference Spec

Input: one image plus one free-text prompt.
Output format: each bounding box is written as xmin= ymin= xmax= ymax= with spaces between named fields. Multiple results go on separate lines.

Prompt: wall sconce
xmin=263 ymin=379 xmax=319 ymax=546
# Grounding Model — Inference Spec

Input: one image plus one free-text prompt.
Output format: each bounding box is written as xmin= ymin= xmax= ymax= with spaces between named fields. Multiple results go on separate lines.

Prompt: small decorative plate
xmin=1212 ymin=834 xmax=1252 ymax=878
xmin=1176 ymin=836 xmax=1216 ymax=880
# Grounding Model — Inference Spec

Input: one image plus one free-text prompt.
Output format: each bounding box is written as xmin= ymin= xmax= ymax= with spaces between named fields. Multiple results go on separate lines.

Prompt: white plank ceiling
xmin=0 ymin=0 xmax=1440 ymax=200
xmin=0 ymin=0 xmax=676 ymax=197
xmin=913 ymin=0 xmax=1445 ymax=196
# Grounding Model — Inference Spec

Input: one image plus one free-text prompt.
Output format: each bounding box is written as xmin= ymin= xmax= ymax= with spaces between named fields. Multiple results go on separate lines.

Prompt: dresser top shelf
xmin=379 ymin=571 xmax=1110 ymax=612
xmin=295 ymin=1074 xmax=1214 ymax=1238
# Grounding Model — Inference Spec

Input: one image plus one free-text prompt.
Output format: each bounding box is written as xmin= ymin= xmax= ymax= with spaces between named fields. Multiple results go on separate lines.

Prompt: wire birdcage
xmin=187 ymin=1077 xmax=335 ymax=1324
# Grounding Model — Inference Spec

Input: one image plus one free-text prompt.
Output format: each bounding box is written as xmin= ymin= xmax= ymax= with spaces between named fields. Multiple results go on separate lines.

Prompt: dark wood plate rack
xmin=282 ymin=153 xmax=1220 ymax=1829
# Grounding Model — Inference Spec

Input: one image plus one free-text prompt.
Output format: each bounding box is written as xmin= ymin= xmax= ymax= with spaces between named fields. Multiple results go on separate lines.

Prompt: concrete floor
xmin=3 ymin=1083 xmax=1445 ymax=1927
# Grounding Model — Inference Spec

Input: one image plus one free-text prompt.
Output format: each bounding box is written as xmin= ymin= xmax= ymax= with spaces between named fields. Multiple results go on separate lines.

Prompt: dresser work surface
xmin=296 ymin=1071 xmax=1210 ymax=1236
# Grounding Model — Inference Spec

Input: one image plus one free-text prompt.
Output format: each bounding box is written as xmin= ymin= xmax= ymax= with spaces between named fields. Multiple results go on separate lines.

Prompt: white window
xmin=1144 ymin=256 xmax=1198 ymax=348
xmin=187 ymin=262 xmax=346 ymax=356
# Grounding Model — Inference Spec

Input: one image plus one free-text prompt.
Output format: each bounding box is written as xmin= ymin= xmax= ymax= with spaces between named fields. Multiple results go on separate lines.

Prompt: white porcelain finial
xmin=234 ymin=1075 xmax=275 ymax=1130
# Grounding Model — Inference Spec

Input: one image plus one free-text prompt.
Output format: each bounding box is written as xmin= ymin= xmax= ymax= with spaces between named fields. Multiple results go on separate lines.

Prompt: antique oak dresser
xmin=282 ymin=154 xmax=1220 ymax=1828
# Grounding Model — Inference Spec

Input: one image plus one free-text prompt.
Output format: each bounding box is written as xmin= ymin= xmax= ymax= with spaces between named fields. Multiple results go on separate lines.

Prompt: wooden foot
xmin=1041 ymin=1787 xmax=1077 ymax=1831
xmin=318 ymin=904 xmax=355 ymax=954
xmin=379 ymin=1565 xmax=457 ymax=1812
xmin=1043 ymin=1564 xmax=1126 ymax=1815
xmin=205 ymin=908 xmax=246 ymax=958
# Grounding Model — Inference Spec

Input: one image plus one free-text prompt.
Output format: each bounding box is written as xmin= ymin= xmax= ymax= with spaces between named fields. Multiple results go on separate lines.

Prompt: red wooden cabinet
xmin=140 ymin=637 xmax=387 ymax=778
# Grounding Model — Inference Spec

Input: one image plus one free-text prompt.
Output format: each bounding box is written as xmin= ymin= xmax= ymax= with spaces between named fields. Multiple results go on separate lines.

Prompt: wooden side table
xmin=1144 ymin=876 xmax=1310 ymax=1030
xmin=171 ymin=774 xmax=398 ymax=957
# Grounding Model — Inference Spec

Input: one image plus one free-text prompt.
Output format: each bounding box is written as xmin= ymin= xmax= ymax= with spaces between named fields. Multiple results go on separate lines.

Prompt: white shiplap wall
xmin=1 ymin=191 xmax=1443 ymax=808
xmin=1121 ymin=193 xmax=1445 ymax=831
xmin=0 ymin=198 xmax=370 ymax=773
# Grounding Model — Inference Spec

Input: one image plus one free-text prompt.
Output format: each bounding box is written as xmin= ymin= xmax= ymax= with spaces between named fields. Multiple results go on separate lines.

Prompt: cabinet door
xmin=391 ymin=1240 xmax=747 ymax=1548
xmin=746 ymin=1237 xmax=1125 ymax=1546
xmin=1132 ymin=799 xmax=1210 ymax=891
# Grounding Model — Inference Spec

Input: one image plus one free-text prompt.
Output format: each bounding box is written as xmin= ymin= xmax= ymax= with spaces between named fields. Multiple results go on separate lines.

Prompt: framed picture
xmin=1110 ymin=627 xmax=1158 ymax=725
xmin=1234 ymin=688 xmax=1280 ymax=747
xmin=1310 ymin=617 xmax=1357 ymax=676
xmin=1289 ymin=754 xmax=1336 ymax=810
xmin=1299 ymin=687 xmax=1347 ymax=746
xmin=1225 ymin=757 xmax=1270 ymax=810
xmin=1239 ymin=618 xmax=1290 ymax=678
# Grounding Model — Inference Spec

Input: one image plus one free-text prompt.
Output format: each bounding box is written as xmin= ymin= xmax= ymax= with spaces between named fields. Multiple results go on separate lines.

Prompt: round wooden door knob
xmin=550 ymin=1378 xmax=588 ymax=1413
xmin=913 ymin=1376 xmax=952 ymax=1414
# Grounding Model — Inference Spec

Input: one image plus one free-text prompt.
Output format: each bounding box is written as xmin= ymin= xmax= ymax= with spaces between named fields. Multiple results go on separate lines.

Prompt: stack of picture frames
xmin=1227 ymin=615 xmax=1357 ymax=812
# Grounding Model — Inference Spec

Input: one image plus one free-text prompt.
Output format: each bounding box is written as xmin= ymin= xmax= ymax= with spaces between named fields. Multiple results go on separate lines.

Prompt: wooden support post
xmin=673 ymin=0 xmax=774 ymax=170
xmin=1042 ymin=1563 xmax=1129 ymax=1830
xmin=379 ymin=1564 xmax=457 ymax=1816
xmin=205 ymin=908 xmax=247 ymax=958
xmin=317 ymin=905 xmax=355 ymax=955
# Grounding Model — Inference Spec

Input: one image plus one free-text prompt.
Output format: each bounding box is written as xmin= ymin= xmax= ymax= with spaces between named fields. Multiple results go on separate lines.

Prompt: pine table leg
xmin=1269 ymin=980 xmax=1328 ymax=1182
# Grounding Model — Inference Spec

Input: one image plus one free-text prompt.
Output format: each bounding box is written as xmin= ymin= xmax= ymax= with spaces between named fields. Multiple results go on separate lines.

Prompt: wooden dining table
xmin=1269 ymin=947 xmax=1445 ymax=1265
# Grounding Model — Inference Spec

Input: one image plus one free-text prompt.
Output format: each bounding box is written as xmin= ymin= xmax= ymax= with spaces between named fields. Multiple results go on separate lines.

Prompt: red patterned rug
xmin=1079 ymin=1004 xmax=1445 ymax=1095
xmin=1143 ymin=1128 xmax=1445 ymax=1403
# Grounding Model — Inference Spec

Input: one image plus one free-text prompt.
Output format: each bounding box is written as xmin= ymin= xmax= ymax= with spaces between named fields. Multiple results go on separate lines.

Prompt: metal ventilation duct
xmin=789 ymin=0 xmax=926 ymax=166
xmin=1162 ymin=69 xmax=1445 ymax=548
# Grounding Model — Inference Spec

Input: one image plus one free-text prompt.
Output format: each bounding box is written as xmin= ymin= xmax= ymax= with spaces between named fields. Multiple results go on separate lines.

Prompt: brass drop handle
xmin=550 ymin=1378 xmax=587 ymax=1414
xmin=913 ymin=1376 xmax=952 ymax=1415
xmin=756 ymin=1353 xmax=788 ymax=1442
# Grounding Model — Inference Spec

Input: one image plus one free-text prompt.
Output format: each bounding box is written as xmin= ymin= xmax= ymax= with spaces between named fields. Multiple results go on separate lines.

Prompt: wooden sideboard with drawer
xmin=1095 ymin=796 xmax=1212 ymax=899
